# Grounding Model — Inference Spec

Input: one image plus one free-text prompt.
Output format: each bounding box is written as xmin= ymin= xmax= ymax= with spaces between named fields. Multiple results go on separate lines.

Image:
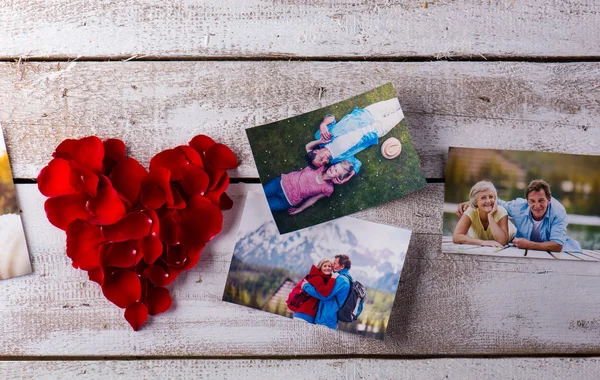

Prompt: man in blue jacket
xmin=302 ymin=254 xmax=352 ymax=329
xmin=304 ymin=98 xmax=404 ymax=185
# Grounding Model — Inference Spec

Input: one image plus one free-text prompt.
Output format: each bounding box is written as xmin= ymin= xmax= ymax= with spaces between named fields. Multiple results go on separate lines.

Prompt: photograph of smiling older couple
xmin=443 ymin=147 xmax=600 ymax=261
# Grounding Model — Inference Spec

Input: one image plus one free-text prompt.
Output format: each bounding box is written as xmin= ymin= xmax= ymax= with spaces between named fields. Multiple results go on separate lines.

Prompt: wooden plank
xmin=1 ymin=1 xmax=599 ymax=59
xmin=1 ymin=61 xmax=599 ymax=179
xmin=582 ymin=250 xmax=600 ymax=260
xmin=2 ymin=358 xmax=600 ymax=380
xmin=525 ymin=250 xmax=555 ymax=260
xmin=548 ymin=252 xmax=584 ymax=261
xmin=5 ymin=183 xmax=600 ymax=356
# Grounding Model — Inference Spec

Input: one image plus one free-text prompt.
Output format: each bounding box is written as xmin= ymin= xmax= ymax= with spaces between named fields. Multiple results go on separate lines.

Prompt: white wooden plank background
xmin=2 ymin=358 xmax=600 ymax=380
xmin=0 ymin=61 xmax=598 ymax=179
xmin=1 ymin=0 xmax=599 ymax=59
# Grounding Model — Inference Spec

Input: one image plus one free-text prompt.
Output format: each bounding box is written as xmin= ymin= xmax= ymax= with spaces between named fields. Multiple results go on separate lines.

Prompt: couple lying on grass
xmin=453 ymin=179 xmax=582 ymax=253
xmin=263 ymin=98 xmax=403 ymax=215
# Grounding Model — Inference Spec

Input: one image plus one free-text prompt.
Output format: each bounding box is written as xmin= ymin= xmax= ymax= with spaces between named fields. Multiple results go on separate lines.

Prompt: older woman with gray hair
xmin=453 ymin=181 xmax=517 ymax=248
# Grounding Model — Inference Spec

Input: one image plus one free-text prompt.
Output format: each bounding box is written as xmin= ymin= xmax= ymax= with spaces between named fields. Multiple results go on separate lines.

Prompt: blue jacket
xmin=302 ymin=268 xmax=352 ymax=329
xmin=497 ymin=197 xmax=582 ymax=253
xmin=314 ymin=108 xmax=378 ymax=174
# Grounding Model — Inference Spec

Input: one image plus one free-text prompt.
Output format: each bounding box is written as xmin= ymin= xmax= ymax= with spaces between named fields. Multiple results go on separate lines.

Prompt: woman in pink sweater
xmin=263 ymin=161 xmax=353 ymax=215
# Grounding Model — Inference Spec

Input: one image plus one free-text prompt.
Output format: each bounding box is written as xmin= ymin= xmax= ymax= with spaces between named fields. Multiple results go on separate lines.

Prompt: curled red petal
xmin=159 ymin=211 xmax=180 ymax=245
xmin=143 ymin=209 xmax=160 ymax=236
xmin=168 ymin=186 xmax=186 ymax=210
xmin=189 ymin=135 xmax=216 ymax=154
xmin=162 ymin=267 xmax=181 ymax=286
xmin=143 ymin=265 xmax=168 ymax=286
xmin=219 ymin=192 xmax=234 ymax=210
xmin=87 ymin=175 xmax=126 ymax=225
xmin=181 ymin=165 xmax=209 ymax=195
xmin=103 ymin=139 xmax=126 ymax=174
xmin=212 ymin=172 xmax=230 ymax=196
xmin=165 ymin=245 xmax=187 ymax=268
xmin=146 ymin=287 xmax=172 ymax=316
xmin=178 ymin=202 xmax=223 ymax=249
xmin=54 ymin=136 xmax=104 ymax=173
xmin=66 ymin=220 xmax=104 ymax=270
xmin=101 ymin=241 xmax=139 ymax=268
xmin=73 ymin=164 xmax=100 ymax=198
xmin=101 ymin=211 xmax=152 ymax=242
xmin=44 ymin=192 xmax=90 ymax=230
xmin=205 ymin=143 xmax=238 ymax=169
xmin=149 ymin=148 xmax=187 ymax=181
xmin=124 ymin=301 xmax=148 ymax=331
xmin=176 ymin=145 xmax=204 ymax=168
xmin=88 ymin=267 xmax=104 ymax=285
xmin=205 ymin=166 xmax=226 ymax=191
xmin=102 ymin=269 xmax=142 ymax=308
xmin=37 ymin=158 xmax=78 ymax=197
xmin=181 ymin=247 xmax=203 ymax=271
xmin=110 ymin=158 xmax=148 ymax=205
xmin=139 ymin=235 xmax=163 ymax=265
xmin=141 ymin=168 xmax=174 ymax=207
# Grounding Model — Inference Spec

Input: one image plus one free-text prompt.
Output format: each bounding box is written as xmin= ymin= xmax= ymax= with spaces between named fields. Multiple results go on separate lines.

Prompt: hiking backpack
xmin=286 ymin=281 xmax=311 ymax=312
xmin=336 ymin=275 xmax=366 ymax=323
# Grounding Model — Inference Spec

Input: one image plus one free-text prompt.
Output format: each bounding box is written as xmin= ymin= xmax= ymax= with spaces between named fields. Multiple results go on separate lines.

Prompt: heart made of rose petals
xmin=38 ymin=135 xmax=238 ymax=330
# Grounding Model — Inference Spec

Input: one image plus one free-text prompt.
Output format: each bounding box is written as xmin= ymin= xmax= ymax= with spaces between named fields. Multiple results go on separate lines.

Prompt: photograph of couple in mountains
xmin=443 ymin=147 xmax=600 ymax=261
xmin=222 ymin=191 xmax=411 ymax=340
xmin=246 ymin=83 xmax=426 ymax=234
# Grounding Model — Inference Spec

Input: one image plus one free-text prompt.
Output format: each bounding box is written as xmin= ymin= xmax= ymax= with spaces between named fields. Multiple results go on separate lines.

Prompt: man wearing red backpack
xmin=302 ymin=254 xmax=353 ymax=329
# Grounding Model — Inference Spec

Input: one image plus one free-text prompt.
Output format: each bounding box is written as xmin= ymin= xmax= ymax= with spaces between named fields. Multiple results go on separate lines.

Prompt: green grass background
xmin=246 ymin=83 xmax=427 ymax=234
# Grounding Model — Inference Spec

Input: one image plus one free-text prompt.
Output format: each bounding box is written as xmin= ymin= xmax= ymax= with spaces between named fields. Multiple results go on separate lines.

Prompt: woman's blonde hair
xmin=316 ymin=258 xmax=333 ymax=271
xmin=469 ymin=181 xmax=497 ymax=208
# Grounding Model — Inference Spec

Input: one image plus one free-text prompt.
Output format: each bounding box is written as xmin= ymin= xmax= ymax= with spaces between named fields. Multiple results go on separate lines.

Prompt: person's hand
xmin=455 ymin=202 xmax=469 ymax=218
xmin=319 ymin=124 xmax=332 ymax=141
xmin=481 ymin=240 xmax=504 ymax=248
xmin=489 ymin=202 xmax=498 ymax=218
xmin=512 ymin=238 xmax=530 ymax=249
xmin=332 ymin=170 xmax=355 ymax=185
xmin=288 ymin=207 xmax=301 ymax=215
xmin=320 ymin=135 xmax=331 ymax=144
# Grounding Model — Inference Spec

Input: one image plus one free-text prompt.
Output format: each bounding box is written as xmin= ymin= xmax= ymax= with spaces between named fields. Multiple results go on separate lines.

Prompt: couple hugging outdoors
xmin=453 ymin=179 xmax=582 ymax=253
xmin=286 ymin=254 xmax=365 ymax=330
xmin=263 ymin=98 xmax=403 ymax=215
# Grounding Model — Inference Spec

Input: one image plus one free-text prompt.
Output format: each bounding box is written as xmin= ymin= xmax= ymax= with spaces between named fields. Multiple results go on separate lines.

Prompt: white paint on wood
xmin=525 ymin=250 xmax=555 ymax=260
xmin=2 ymin=358 xmax=600 ymax=380
xmin=1 ymin=1 xmax=599 ymax=58
xmin=1 ymin=62 xmax=599 ymax=179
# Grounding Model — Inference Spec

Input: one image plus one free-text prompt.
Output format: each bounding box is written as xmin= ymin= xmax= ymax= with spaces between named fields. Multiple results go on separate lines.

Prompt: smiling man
xmin=458 ymin=179 xmax=582 ymax=253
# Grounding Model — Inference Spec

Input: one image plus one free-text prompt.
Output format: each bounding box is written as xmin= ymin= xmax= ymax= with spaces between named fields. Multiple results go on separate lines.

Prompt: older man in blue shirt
xmin=458 ymin=179 xmax=582 ymax=253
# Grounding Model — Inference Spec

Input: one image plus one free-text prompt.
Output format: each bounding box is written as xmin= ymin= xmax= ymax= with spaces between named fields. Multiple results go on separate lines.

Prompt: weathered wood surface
xmin=1 ymin=61 xmax=599 ymax=180
xmin=3 ymin=183 xmax=600 ymax=356
xmin=2 ymin=358 xmax=600 ymax=380
xmin=2 ymin=1 xmax=599 ymax=59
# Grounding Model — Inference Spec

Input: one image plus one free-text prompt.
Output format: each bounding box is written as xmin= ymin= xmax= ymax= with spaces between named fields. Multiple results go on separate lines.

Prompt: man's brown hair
xmin=334 ymin=254 xmax=351 ymax=270
xmin=525 ymin=179 xmax=552 ymax=200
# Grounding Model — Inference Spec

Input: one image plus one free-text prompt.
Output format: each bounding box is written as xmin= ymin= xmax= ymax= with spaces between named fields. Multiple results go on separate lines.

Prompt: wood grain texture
xmin=3 ymin=183 xmax=600 ymax=356
xmin=2 ymin=358 xmax=600 ymax=380
xmin=1 ymin=61 xmax=599 ymax=180
xmin=1 ymin=1 xmax=599 ymax=59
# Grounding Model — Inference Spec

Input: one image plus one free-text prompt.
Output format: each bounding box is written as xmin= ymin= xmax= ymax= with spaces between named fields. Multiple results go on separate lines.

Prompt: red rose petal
xmin=177 ymin=202 xmax=223 ymax=249
xmin=205 ymin=166 xmax=226 ymax=191
xmin=54 ymin=136 xmax=105 ymax=174
xmin=176 ymin=145 xmax=204 ymax=168
xmin=124 ymin=301 xmax=148 ymax=331
xmin=166 ymin=245 xmax=187 ymax=268
xmin=110 ymin=158 xmax=148 ymax=205
xmin=189 ymin=135 xmax=216 ymax=154
xmin=212 ymin=171 xmax=230 ymax=195
xmin=181 ymin=165 xmax=209 ymax=195
xmin=149 ymin=148 xmax=187 ymax=181
xmin=101 ymin=211 xmax=152 ymax=242
xmin=87 ymin=175 xmax=126 ymax=225
xmin=139 ymin=235 xmax=163 ymax=264
xmin=146 ymin=287 xmax=172 ymax=315
xmin=143 ymin=265 xmax=168 ymax=286
xmin=102 ymin=241 xmax=139 ymax=268
xmin=102 ymin=269 xmax=142 ymax=308
xmin=168 ymin=186 xmax=187 ymax=210
xmin=140 ymin=185 xmax=166 ymax=209
xmin=66 ymin=220 xmax=105 ymax=270
xmin=88 ymin=267 xmax=104 ymax=285
xmin=162 ymin=267 xmax=181 ymax=286
xmin=159 ymin=211 xmax=180 ymax=245
xmin=44 ymin=192 xmax=90 ymax=230
xmin=141 ymin=168 xmax=174 ymax=207
xmin=187 ymin=193 xmax=213 ymax=209
xmin=181 ymin=247 xmax=203 ymax=271
xmin=205 ymin=143 xmax=238 ymax=169
xmin=74 ymin=164 xmax=100 ymax=198
xmin=37 ymin=158 xmax=78 ymax=197
xmin=143 ymin=209 xmax=160 ymax=236
xmin=219 ymin=192 xmax=234 ymax=210
xmin=103 ymin=139 xmax=126 ymax=174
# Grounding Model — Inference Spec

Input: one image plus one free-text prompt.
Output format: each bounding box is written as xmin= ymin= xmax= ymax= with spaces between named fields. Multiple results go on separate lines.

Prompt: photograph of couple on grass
xmin=0 ymin=126 xmax=31 ymax=280
xmin=246 ymin=83 xmax=426 ymax=234
xmin=222 ymin=191 xmax=411 ymax=340
xmin=443 ymin=147 xmax=600 ymax=261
